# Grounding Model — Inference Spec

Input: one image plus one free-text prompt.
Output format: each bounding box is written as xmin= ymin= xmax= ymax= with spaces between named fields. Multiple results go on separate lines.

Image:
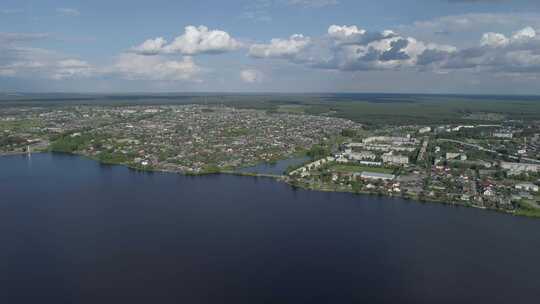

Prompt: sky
xmin=1 ymin=0 xmax=540 ymax=94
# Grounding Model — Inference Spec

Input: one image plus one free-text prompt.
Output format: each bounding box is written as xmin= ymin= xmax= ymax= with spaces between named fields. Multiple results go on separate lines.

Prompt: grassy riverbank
xmin=286 ymin=179 xmax=536 ymax=218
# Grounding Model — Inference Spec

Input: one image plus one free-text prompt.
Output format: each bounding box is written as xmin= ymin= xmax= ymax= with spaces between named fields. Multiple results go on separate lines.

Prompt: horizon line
xmin=3 ymin=92 xmax=540 ymax=98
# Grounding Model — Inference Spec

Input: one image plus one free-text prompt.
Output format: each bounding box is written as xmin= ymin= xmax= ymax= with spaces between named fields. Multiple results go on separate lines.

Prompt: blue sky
xmin=1 ymin=0 xmax=540 ymax=93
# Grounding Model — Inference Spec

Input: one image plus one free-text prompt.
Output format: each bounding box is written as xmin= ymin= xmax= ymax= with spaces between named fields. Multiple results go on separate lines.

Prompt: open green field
xmin=276 ymin=105 xmax=306 ymax=114
xmin=328 ymin=163 xmax=394 ymax=174
xmin=515 ymin=199 xmax=540 ymax=218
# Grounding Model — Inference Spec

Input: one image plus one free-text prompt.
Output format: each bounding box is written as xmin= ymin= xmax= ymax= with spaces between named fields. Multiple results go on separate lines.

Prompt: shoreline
xmin=0 ymin=151 xmax=33 ymax=157
xmin=2 ymin=151 xmax=538 ymax=219
xmin=283 ymin=179 xmax=523 ymax=217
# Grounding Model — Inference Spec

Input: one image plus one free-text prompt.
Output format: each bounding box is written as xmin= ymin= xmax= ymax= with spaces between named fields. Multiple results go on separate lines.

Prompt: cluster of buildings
xmin=0 ymin=105 xmax=118 ymax=154
xmin=500 ymin=162 xmax=540 ymax=175
xmin=289 ymin=135 xmax=421 ymax=195
xmin=0 ymin=104 xmax=364 ymax=173
xmin=339 ymin=136 xmax=416 ymax=166
xmin=287 ymin=122 xmax=540 ymax=214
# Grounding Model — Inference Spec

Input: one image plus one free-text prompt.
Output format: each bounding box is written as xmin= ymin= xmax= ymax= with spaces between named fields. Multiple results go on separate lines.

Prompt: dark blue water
xmin=1 ymin=153 xmax=539 ymax=304
xmin=237 ymin=156 xmax=309 ymax=175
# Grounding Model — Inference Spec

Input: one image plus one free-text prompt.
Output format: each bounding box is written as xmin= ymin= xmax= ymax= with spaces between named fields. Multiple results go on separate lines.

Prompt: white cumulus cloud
xmin=52 ymin=59 xmax=93 ymax=80
xmin=250 ymin=25 xmax=455 ymax=71
xmin=249 ymin=34 xmax=311 ymax=59
xmin=249 ymin=23 xmax=540 ymax=76
xmin=328 ymin=25 xmax=366 ymax=40
xmin=132 ymin=25 xmax=240 ymax=56
xmin=480 ymin=32 xmax=509 ymax=47
xmin=240 ymin=69 xmax=263 ymax=83
xmin=512 ymin=26 xmax=536 ymax=41
xmin=132 ymin=37 xmax=168 ymax=55
xmin=113 ymin=53 xmax=201 ymax=81
xmin=419 ymin=26 xmax=540 ymax=74
xmin=0 ymin=32 xmax=97 ymax=80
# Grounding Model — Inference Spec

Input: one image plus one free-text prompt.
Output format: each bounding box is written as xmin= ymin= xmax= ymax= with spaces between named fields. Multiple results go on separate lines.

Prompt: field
xmin=515 ymin=199 xmax=540 ymax=218
xmin=328 ymin=163 xmax=395 ymax=174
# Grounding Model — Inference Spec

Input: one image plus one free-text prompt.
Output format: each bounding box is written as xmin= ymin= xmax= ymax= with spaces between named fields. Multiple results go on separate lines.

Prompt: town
xmin=2 ymin=103 xmax=540 ymax=217
xmin=288 ymin=123 xmax=540 ymax=217
xmin=0 ymin=104 xmax=362 ymax=173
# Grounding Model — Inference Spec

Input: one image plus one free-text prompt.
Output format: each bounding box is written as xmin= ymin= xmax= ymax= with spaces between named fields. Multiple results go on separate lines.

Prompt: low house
xmin=501 ymin=161 xmax=540 ymax=174
xmin=483 ymin=188 xmax=495 ymax=197
xmin=493 ymin=131 xmax=513 ymax=139
xmin=382 ymin=152 xmax=409 ymax=165
xmin=446 ymin=152 xmax=461 ymax=160
xmin=515 ymin=183 xmax=539 ymax=192
xmin=419 ymin=127 xmax=431 ymax=134
xmin=359 ymin=161 xmax=382 ymax=167
xmin=348 ymin=151 xmax=376 ymax=161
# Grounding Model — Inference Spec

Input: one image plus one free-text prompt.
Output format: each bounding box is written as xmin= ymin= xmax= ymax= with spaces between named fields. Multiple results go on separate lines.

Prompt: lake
xmin=1 ymin=153 xmax=539 ymax=303
xmin=236 ymin=156 xmax=310 ymax=175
